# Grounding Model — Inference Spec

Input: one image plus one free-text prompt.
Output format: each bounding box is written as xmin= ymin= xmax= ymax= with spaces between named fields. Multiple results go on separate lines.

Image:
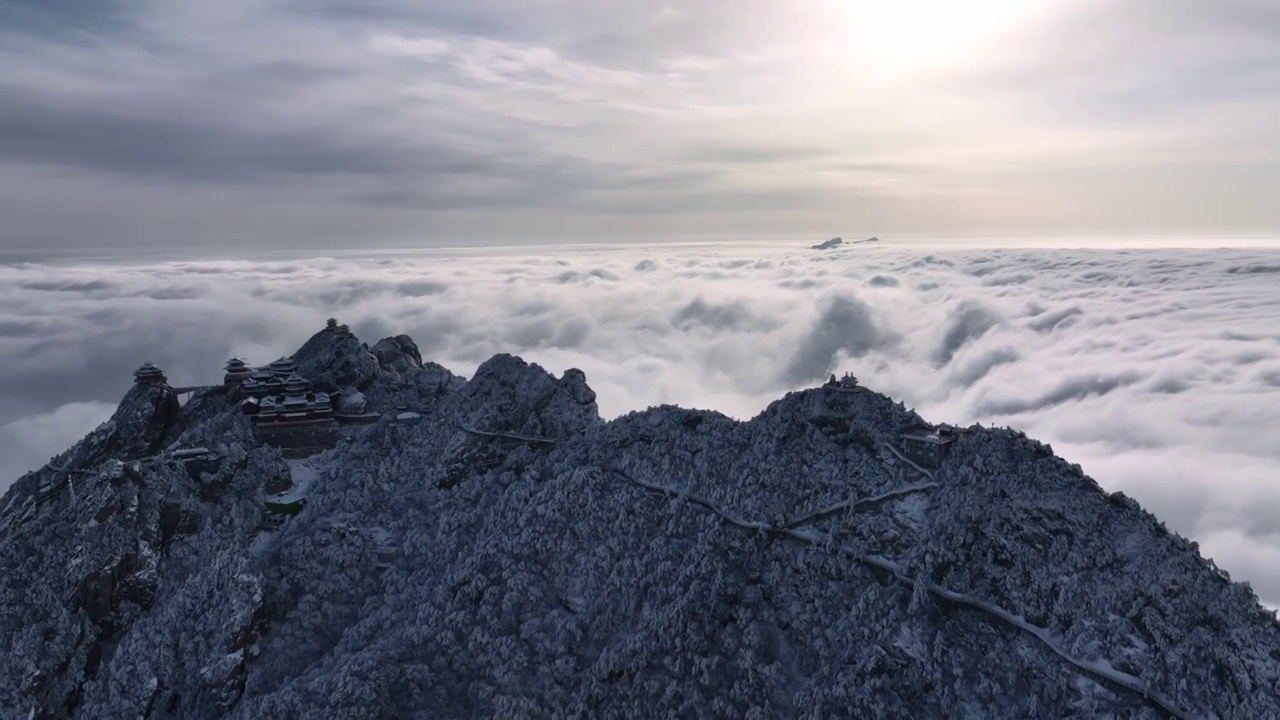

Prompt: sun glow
xmin=826 ymin=0 xmax=1039 ymax=75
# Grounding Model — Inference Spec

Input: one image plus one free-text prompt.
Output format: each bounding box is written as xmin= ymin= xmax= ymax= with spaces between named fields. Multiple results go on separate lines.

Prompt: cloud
xmin=0 ymin=401 xmax=117 ymax=485
xmin=672 ymin=298 xmax=766 ymax=332
xmin=1227 ymin=263 xmax=1280 ymax=275
xmin=1028 ymin=305 xmax=1084 ymax=333
xmin=948 ymin=346 xmax=1020 ymax=388
xmin=1 ymin=249 xmax=1279 ymax=605
xmin=2 ymin=0 xmax=1279 ymax=249
xmin=934 ymin=301 xmax=1001 ymax=365
xmin=978 ymin=371 xmax=1143 ymax=416
xmin=783 ymin=295 xmax=886 ymax=386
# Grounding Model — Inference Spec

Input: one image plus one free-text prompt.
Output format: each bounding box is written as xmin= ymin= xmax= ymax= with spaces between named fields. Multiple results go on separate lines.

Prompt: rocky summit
xmin=2 ymin=324 xmax=1278 ymax=719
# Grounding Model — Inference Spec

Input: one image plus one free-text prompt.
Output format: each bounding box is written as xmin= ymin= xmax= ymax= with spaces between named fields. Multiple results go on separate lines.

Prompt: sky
xmin=2 ymin=242 xmax=1279 ymax=606
xmin=2 ymin=0 xmax=1280 ymax=251
xmin=1 ymin=0 xmax=1279 ymax=605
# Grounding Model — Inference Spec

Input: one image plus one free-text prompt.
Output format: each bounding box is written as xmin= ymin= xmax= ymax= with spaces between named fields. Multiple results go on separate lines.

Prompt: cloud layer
xmin=2 ymin=241 xmax=1279 ymax=603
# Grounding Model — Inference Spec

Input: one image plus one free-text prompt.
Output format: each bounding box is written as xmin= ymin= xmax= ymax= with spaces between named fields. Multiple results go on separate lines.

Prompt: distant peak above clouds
xmin=811 ymin=236 xmax=880 ymax=250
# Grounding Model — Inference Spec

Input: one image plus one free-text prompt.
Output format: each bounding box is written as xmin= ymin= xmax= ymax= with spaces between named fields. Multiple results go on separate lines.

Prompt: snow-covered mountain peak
xmin=454 ymin=353 xmax=601 ymax=438
xmin=2 ymin=329 xmax=1278 ymax=718
xmin=291 ymin=324 xmax=380 ymax=392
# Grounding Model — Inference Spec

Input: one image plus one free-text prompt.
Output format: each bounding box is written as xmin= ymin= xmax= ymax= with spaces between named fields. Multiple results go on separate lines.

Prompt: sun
xmin=825 ymin=0 xmax=1036 ymax=75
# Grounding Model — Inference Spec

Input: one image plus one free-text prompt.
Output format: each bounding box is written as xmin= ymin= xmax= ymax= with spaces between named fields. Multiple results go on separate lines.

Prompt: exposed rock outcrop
xmin=372 ymin=335 xmax=423 ymax=375
xmin=452 ymin=353 xmax=600 ymax=439
xmin=292 ymin=327 xmax=380 ymax=392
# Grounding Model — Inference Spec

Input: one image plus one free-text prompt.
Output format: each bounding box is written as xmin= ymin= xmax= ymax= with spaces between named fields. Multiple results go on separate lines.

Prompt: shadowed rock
xmin=293 ymin=327 xmax=380 ymax=391
xmin=372 ymin=335 xmax=423 ymax=375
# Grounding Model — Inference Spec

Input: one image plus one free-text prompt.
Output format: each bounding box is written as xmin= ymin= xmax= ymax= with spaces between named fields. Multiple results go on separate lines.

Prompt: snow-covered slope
xmin=2 ymin=326 xmax=1278 ymax=719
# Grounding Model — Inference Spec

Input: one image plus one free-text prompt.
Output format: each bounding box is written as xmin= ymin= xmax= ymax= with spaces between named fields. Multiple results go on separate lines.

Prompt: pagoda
xmin=282 ymin=373 xmax=309 ymax=395
xmin=133 ymin=362 xmax=167 ymax=385
xmin=223 ymin=357 xmax=252 ymax=387
xmin=825 ymin=372 xmax=859 ymax=390
xmin=324 ymin=317 xmax=353 ymax=338
xmin=241 ymin=368 xmax=283 ymax=397
xmin=267 ymin=356 xmax=298 ymax=377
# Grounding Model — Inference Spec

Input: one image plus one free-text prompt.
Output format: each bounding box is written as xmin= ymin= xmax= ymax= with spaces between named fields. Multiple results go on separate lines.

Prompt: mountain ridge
xmin=2 ymin=323 xmax=1277 ymax=718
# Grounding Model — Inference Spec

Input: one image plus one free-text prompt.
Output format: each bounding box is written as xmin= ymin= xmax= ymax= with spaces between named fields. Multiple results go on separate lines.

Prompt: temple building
xmin=249 ymin=373 xmax=333 ymax=425
xmin=255 ymin=391 xmax=334 ymax=425
xmin=282 ymin=373 xmax=309 ymax=395
xmin=374 ymin=544 xmax=396 ymax=571
xmin=267 ymin=356 xmax=298 ymax=377
xmin=826 ymin=372 xmax=859 ymax=390
xmin=234 ymin=356 xmax=302 ymax=396
xmin=899 ymin=425 xmax=958 ymax=469
xmin=324 ymin=318 xmax=353 ymax=338
xmin=133 ymin=362 xmax=167 ymax=386
xmin=241 ymin=369 xmax=284 ymax=398
xmin=223 ymin=357 xmax=252 ymax=387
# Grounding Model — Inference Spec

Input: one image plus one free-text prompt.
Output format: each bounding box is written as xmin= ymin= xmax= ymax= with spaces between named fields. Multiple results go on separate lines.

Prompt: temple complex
xmin=242 ymin=369 xmax=338 ymax=455
xmin=135 ymin=320 xmax=353 ymax=456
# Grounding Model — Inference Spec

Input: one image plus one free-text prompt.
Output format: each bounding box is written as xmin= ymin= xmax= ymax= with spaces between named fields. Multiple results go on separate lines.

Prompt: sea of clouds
xmin=2 ymin=241 xmax=1279 ymax=602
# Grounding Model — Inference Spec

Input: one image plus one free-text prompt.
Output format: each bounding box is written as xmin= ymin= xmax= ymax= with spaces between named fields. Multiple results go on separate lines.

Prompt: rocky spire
xmin=292 ymin=319 xmax=380 ymax=391
xmin=371 ymin=335 xmax=423 ymax=375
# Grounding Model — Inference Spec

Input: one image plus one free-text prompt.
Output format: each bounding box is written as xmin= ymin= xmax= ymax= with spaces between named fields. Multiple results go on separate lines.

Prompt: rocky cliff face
xmin=371 ymin=335 xmax=423 ymax=375
xmin=2 ymin=327 xmax=1278 ymax=719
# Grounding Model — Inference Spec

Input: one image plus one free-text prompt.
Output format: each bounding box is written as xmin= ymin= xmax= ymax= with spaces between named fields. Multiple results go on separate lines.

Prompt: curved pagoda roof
xmin=283 ymin=373 xmax=309 ymax=391
xmin=133 ymin=361 xmax=166 ymax=383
